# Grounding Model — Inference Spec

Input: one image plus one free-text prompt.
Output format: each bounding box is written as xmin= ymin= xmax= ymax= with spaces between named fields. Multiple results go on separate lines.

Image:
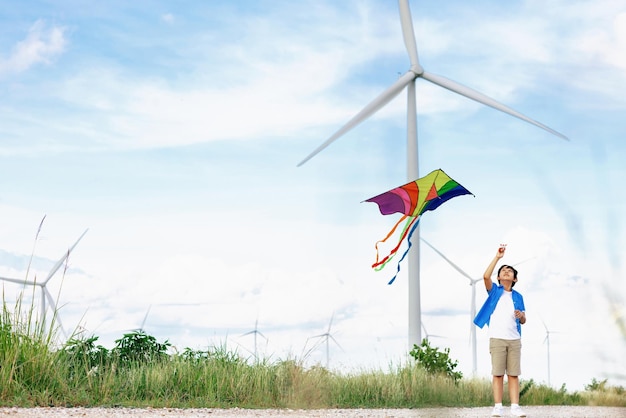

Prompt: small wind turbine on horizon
xmin=304 ymin=314 xmax=343 ymax=369
xmin=128 ymin=305 xmax=152 ymax=333
xmin=421 ymin=321 xmax=446 ymax=342
xmin=542 ymin=318 xmax=561 ymax=387
xmin=240 ymin=318 xmax=268 ymax=362
xmin=297 ymin=0 xmax=568 ymax=350
xmin=0 ymin=228 xmax=89 ymax=339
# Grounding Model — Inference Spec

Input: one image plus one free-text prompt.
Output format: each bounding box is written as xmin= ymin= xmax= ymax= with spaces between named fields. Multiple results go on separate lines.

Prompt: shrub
xmin=409 ymin=338 xmax=463 ymax=383
xmin=62 ymin=335 xmax=110 ymax=379
xmin=112 ymin=331 xmax=171 ymax=367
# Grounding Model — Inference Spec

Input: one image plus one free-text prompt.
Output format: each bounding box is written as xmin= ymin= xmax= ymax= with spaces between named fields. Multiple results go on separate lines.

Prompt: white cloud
xmin=3 ymin=1 xmax=622 ymax=158
xmin=0 ymin=20 xmax=66 ymax=76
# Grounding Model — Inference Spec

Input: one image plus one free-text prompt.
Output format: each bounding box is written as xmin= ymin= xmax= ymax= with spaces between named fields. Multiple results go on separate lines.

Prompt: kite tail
xmin=372 ymin=215 xmax=419 ymax=271
xmin=387 ymin=216 xmax=421 ymax=285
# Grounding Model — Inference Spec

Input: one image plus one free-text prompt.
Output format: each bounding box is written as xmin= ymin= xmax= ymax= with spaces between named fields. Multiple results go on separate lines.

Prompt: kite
xmin=365 ymin=169 xmax=473 ymax=284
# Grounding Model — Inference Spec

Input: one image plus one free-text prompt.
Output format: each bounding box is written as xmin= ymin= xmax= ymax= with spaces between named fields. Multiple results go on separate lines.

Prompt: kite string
xmin=387 ymin=216 xmax=421 ymax=285
xmin=372 ymin=215 xmax=419 ymax=270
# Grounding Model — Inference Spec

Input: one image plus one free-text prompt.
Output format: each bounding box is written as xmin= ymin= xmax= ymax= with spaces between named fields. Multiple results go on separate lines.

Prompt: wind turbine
xmin=0 ymin=229 xmax=89 ymax=339
xmin=420 ymin=237 xmax=480 ymax=375
xmin=128 ymin=304 xmax=152 ymax=333
xmin=297 ymin=1 xmax=568 ymax=350
xmin=240 ymin=318 xmax=268 ymax=361
xmin=421 ymin=321 xmax=446 ymax=342
xmin=304 ymin=314 xmax=343 ymax=369
xmin=541 ymin=318 xmax=561 ymax=387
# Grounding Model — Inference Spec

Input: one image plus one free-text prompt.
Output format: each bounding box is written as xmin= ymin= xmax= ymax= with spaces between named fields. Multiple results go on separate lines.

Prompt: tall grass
xmin=0 ymin=292 xmax=61 ymax=404
xmin=0 ymin=294 xmax=624 ymax=409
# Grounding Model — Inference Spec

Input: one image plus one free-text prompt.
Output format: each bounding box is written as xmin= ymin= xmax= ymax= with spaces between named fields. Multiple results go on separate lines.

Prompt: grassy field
xmin=1 ymin=297 xmax=624 ymax=409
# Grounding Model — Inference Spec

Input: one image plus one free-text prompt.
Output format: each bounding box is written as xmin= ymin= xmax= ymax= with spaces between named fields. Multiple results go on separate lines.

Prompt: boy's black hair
xmin=497 ymin=264 xmax=518 ymax=287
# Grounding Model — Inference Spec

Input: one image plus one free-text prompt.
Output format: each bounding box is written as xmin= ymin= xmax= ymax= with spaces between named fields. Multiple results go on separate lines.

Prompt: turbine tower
xmin=0 ymin=229 xmax=89 ymax=338
xmin=297 ymin=0 xmax=568 ymax=350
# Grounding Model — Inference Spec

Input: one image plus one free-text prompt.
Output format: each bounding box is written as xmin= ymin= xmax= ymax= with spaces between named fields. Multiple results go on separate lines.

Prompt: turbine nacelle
xmin=410 ymin=65 xmax=424 ymax=76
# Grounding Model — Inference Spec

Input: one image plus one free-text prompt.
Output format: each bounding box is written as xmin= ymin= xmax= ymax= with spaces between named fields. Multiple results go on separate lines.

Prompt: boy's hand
xmin=496 ymin=244 xmax=506 ymax=258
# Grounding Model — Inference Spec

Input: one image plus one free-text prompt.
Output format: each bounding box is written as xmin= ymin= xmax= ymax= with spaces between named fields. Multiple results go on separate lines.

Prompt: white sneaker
xmin=510 ymin=404 xmax=527 ymax=417
xmin=490 ymin=405 xmax=504 ymax=417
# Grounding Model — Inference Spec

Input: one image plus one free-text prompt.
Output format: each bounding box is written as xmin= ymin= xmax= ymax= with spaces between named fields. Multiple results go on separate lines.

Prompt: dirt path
xmin=1 ymin=406 xmax=625 ymax=417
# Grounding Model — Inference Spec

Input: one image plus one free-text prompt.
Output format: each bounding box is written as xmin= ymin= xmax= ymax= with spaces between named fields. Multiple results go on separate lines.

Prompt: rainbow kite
xmin=365 ymin=169 xmax=473 ymax=284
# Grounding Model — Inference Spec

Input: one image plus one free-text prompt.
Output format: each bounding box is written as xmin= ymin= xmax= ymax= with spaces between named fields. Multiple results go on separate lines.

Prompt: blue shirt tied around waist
xmin=473 ymin=284 xmax=525 ymax=336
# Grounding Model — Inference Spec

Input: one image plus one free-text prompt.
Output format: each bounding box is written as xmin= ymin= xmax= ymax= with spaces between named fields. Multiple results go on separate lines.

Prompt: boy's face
xmin=498 ymin=266 xmax=517 ymax=284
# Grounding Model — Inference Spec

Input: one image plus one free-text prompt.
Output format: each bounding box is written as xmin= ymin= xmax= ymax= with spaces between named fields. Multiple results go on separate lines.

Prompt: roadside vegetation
xmin=1 ymin=296 xmax=624 ymax=409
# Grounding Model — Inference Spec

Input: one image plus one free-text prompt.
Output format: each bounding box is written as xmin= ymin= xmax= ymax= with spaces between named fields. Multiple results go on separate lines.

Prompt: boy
xmin=474 ymin=245 xmax=527 ymax=417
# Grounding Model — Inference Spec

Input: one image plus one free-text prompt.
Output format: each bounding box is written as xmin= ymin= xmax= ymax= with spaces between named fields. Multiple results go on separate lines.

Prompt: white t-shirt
xmin=488 ymin=290 xmax=521 ymax=339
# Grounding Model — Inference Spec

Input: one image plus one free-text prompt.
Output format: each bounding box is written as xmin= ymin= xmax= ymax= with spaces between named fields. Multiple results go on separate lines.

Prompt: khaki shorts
xmin=489 ymin=338 xmax=522 ymax=376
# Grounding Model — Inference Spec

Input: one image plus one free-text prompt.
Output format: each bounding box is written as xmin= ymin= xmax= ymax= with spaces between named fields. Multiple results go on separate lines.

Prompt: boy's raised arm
xmin=483 ymin=245 xmax=506 ymax=292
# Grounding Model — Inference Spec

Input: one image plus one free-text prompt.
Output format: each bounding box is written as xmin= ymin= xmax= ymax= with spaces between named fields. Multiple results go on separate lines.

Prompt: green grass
xmin=1 ymin=295 xmax=624 ymax=409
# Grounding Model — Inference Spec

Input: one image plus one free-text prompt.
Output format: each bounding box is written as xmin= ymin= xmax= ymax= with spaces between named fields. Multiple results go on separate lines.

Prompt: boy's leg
xmin=489 ymin=338 xmax=507 ymax=404
xmin=493 ymin=375 xmax=504 ymax=403
xmin=508 ymin=375 xmax=519 ymax=404
xmin=507 ymin=339 xmax=523 ymax=403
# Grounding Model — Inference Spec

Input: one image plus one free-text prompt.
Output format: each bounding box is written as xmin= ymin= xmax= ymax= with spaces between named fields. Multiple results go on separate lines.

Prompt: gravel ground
xmin=0 ymin=407 xmax=625 ymax=418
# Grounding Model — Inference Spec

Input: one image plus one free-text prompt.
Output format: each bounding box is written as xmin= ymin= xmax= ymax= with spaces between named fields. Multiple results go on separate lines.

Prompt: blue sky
xmin=1 ymin=0 xmax=624 ymax=391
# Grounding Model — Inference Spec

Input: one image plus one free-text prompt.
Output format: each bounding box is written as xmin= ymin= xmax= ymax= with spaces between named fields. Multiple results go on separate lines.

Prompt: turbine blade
xmin=329 ymin=335 xmax=344 ymax=352
xmin=420 ymin=238 xmax=475 ymax=282
xmin=421 ymin=71 xmax=569 ymax=140
xmin=398 ymin=0 xmax=422 ymax=72
xmin=35 ymin=215 xmax=47 ymax=240
xmin=0 ymin=276 xmax=34 ymax=286
xmin=308 ymin=336 xmax=325 ymax=352
xmin=44 ymin=287 xmax=67 ymax=338
xmin=140 ymin=305 xmax=152 ymax=331
xmin=512 ymin=256 xmax=536 ymax=267
xmin=297 ymin=71 xmax=417 ymax=166
xmin=43 ymin=229 xmax=89 ymax=284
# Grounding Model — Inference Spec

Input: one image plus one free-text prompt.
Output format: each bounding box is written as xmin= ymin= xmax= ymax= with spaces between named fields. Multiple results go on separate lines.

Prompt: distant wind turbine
xmin=111 ymin=303 xmax=167 ymax=337
xmin=129 ymin=305 xmax=152 ymax=333
xmin=542 ymin=318 xmax=561 ymax=387
xmin=421 ymin=321 xmax=446 ymax=342
xmin=297 ymin=0 xmax=568 ymax=350
xmin=240 ymin=318 xmax=268 ymax=361
xmin=421 ymin=237 xmax=480 ymax=375
xmin=305 ymin=314 xmax=343 ymax=369
xmin=0 ymin=229 xmax=89 ymax=339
